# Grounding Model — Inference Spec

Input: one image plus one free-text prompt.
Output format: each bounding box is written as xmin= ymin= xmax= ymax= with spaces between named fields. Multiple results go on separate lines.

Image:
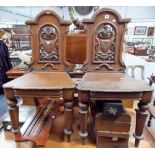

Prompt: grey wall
xmin=0 ymin=6 xmax=155 ymax=25
xmin=106 ymin=6 xmax=155 ymax=20
xmin=0 ymin=6 xmax=70 ymax=25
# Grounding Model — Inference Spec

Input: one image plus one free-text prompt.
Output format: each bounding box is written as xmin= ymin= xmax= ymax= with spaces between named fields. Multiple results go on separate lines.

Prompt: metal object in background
xmin=68 ymin=6 xmax=99 ymax=31
xmin=73 ymin=6 xmax=94 ymax=16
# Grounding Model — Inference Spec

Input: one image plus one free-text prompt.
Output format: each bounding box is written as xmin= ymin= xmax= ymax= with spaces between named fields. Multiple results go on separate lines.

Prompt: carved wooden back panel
xmin=81 ymin=8 xmax=131 ymax=72
xmin=26 ymin=10 xmax=72 ymax=71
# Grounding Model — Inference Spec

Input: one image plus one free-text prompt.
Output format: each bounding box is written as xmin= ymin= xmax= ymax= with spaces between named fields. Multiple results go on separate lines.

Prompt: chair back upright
xmin=80 ymin=8 xmax=131 ymax=73
xmin=26 ymin=10 xmax=72 ymax=72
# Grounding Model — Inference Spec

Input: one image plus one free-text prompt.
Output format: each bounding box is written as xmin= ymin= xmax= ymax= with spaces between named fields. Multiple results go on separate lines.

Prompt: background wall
xmin=126 ymin=21 xmax=155 ymax=46
xmin=0 ymin=6 xmax=155 ymax=25
xmin=0 ymin=6 xmax=155 ymax=45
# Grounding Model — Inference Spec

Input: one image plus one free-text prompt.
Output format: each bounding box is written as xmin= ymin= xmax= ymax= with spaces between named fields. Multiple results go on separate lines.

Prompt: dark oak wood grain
xmin=6 ymin=67 xmax=26 ymax=79
xmin=80 ymin=8 xmax=130 ymax=72
xmin=3 ymin=10 xmax=75 ymax=147
xmin=76 ymin=8 xmax=153 ymax=147
xmin=4 ymin=72 xmax=75 ymax=90
xmin=15 ymin=100 xmax=56 ymax=147
xmin=25 ymin=10 xmax=72 ymax=72
xmin=66 ymin=32 xmax=86 ymax=64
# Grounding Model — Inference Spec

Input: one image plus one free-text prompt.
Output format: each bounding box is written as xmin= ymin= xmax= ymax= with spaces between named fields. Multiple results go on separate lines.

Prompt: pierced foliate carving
xmin=81 ymin=64 xmax=88 ymax=72
xmin=39 ymin=25 xmax=59 ymax=61
xmin=94 ymin=23 xmax=116 ymax=62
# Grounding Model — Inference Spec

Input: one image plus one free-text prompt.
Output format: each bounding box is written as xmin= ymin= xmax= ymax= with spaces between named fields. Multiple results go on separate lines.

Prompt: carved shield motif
xmin=99 ymin=39 xmax=111 ymax=53
xmin=42 ymin=40 xmax=55 ymax=54
xmin=94 ymin=24 xmax=116 ymax=62
xmin=39 ymin=25 xmax=59 ymax=61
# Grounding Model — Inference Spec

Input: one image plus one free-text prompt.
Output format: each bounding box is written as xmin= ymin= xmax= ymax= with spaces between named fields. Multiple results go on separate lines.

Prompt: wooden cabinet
xmin=66 ymin=33 xmax=86 ymax=64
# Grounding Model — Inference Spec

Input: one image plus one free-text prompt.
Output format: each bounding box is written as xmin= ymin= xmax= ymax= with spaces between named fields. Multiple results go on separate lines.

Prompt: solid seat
xmin=15 ymin=100 xmax=58 ymax=147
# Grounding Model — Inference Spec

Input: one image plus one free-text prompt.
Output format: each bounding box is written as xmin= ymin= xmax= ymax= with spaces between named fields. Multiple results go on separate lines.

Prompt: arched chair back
xmin=26 ymin=10 xmax=72 ymax=72
xmin=80 ymin=8 xmax=130 ymax=72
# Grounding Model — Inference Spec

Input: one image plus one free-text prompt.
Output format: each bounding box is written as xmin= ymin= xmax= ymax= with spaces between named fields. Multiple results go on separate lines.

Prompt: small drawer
xmin=96 ymin=131 xmax=129 ymax=148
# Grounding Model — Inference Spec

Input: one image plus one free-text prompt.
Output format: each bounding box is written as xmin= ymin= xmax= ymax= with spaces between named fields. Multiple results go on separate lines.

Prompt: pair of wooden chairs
xmin=3 ymin=8 xmax=153 ymax=148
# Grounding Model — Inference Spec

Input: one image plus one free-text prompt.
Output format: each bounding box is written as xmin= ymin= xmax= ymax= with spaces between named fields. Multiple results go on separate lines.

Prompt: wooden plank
xmin=66 ymin=33 xmax=86 ymax=64
xmin=96 ymin=131 xmax=130 ymax=148
xmin=97 ymin=131 xmax=129 ymax=138
xmin=93 ymin=112 xmax=131 ymax=132
xmin=95 ymin=120 xmax=131 ymax=132
xmin=95 ymin=112 xmax=131 ymax=122
xmin=32 ymin=103 xmax=53 ymax=136
xmin=15 ymin=101 xmax=56 ymax=146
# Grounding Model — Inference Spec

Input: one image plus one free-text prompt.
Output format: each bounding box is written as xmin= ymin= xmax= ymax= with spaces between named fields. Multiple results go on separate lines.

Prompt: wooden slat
xmin=15 ymin=101 xmax=56 ymax=146
xmin=29 ymin=103 xmax=52 ymax=136
xmin=32 ymin=104 xmax=51 ymax=135
xmin=95 ymin=119 xmax=131 ymax=132
xmin=23 ymin=108 xmax=44 ymax=136
xmin=97 ymin=131 xmax=130 ymax=139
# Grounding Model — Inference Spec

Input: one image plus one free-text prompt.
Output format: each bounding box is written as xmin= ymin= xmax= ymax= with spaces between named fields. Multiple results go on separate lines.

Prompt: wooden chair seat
xmin=15 ymin=100 xmax=58 ymax=147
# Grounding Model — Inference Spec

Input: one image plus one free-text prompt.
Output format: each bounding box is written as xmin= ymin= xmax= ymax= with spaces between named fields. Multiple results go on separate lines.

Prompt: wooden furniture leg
xmin=78 ymin=91 xmax=89 ymax=145
xmin=7 ymin=98 xmax=20 ymax=133
xmin=64 ymin=101 xmax=73 ymax=142
xmin=63 ymin=90 xmax=74 ymax=142
xmin=133 ymin=100 xmax=149 ymax=147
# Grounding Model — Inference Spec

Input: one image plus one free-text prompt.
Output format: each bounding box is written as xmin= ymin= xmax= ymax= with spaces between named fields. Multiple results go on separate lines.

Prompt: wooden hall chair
xmin=3 ymin=10 xmax=75 ymax=147
xmin=76 ymin=8 xmax=153 ymax=147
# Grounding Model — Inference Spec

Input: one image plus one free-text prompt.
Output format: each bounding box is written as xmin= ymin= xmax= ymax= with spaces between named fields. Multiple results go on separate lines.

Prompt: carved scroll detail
xmin=94 ymin=23 xmax=116 ymax=62
xmin=64 ymin=64 xmax=73 ymax=72
xmin=81 ymin=64 xmax=88 ymax=72
xmin=96 ymin=63 xmax=113 ymax=70
xmin=39 ymin=25 xmax=59 ymax=61
xmin=95 ymin=63 xmax=126 ymax=72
